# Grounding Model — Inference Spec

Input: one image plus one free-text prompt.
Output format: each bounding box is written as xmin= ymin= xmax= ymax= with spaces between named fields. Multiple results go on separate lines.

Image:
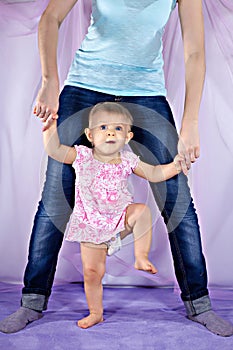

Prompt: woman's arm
xmin=177 ymin=0 xmax=205 ymax=169
xmin=34 ymin=0 xmax=79 ymax=131
xmin=43 ymin=120 xmax=77 ymax=164
xmin=133 ymin=155 xmax=187 ymax=183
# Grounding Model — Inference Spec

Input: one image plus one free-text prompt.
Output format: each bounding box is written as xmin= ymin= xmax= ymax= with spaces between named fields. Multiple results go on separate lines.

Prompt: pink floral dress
xmin=65 ymin=145 xmax=139 ymax=244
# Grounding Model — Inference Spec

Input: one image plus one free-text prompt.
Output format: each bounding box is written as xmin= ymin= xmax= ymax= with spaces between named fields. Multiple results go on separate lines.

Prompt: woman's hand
xmin=178 ymin=119 xmax=200 ymax=170
xmin=34 ymin=79 xmax=60 ymax=131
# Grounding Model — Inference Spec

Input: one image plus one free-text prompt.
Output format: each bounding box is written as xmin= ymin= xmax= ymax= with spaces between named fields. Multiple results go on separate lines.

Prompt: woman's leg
xmin=119 ymin=98 xmax=209 ymax=310
xmin=119 ymin=98 xmax=233 ymax=336
xmin=122 ymin=203 xmax=157 ymax=274
xmin=0 ymin=87 xmax=118 ymax=334
xmin=78 ymin=242 xmax=107 ymax=329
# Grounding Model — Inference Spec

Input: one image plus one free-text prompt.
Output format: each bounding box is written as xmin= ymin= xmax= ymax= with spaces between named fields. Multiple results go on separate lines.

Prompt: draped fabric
xmin=0 ymin=0 xmax=233 ymax=287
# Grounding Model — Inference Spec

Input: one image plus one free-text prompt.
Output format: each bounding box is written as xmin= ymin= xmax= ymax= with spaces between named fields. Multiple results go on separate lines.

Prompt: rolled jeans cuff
xmin=184 ymin=295 xmax=212 ymax=316
xmin=21 ymin=294 xmax=48 ymax=312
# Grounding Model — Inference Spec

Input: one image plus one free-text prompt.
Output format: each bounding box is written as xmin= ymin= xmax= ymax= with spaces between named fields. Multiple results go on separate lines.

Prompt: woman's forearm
xmin=178 ymin=0 xmax=205 ymax=125
xmin=182 ymin=50 xmax=205 ymax=122
xmin=38 ymin=12 xmax=60 ymax=84
xmin=38 ymin=0 xmax=78 ymax=84
xmin=35 ymin=1 xmax=78 ymax=128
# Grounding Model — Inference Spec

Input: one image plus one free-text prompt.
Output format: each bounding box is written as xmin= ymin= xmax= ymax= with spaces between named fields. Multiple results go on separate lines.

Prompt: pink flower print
xmin=79 ymin=222 xmax=86 ymax=229
xmin=107 ymin=190 xmax=118 ymax=203
xmin=106 ymin=217 xmax=113 ymax=225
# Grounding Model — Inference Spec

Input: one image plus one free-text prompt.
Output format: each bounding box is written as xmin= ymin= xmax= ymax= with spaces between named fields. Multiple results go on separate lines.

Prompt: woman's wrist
xmin=42 ymin=75 xmax=59 ymax=86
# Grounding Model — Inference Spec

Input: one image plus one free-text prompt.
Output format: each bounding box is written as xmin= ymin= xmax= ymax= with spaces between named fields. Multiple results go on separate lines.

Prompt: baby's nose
xmin=107 ymin=129 xmax=115 ymax=136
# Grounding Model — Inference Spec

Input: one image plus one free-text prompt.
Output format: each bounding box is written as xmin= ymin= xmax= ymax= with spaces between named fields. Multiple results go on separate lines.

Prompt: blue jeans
xmin=22 ymin=86 xmax=211 ymax=315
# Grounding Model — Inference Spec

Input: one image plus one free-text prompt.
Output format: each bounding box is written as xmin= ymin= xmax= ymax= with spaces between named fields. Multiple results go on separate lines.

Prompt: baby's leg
xmin=78 ymin=242 xmax=107 ymax=329
xmin=124 ymin=204 xmax=157 ymax=274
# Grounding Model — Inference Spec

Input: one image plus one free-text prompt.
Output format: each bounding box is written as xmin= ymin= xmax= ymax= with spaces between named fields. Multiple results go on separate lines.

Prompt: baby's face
xmin=85 ymin=111 xmax=133 ymax=157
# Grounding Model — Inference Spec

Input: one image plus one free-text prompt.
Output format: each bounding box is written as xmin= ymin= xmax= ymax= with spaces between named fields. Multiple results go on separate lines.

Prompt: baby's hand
xmin=174 ymin=154 xmax=189 ymax=176
xmin=34 ymin=107 xmax=58 ymax=132
xmin=41 ymin=115 xmax=58 ymax=132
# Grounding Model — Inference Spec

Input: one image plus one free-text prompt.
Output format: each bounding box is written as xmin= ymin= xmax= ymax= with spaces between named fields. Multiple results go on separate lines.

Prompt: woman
xmin=0 ymin=0 xmax=232 ymax=336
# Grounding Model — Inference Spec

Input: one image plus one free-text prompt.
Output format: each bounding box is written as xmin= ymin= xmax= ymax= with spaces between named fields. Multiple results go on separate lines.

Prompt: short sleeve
xmin=122 ymin=150 xmax=140 ymax=171
xmin=72 ymin=145 xmax=92 ymax=168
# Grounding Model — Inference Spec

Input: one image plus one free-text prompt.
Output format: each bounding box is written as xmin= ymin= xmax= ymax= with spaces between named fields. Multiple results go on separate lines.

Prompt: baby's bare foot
xmin=134 ymin=258 xmax=158 ymax=274
xmin=77 ymin=313 xmax=103 ymax=329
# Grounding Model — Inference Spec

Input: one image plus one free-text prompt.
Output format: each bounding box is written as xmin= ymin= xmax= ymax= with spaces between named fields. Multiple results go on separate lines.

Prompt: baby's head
xmin=88 ymin=102 xmax=133 ymax=130
xmin=85 ymin=102 xmax=134 ymax=153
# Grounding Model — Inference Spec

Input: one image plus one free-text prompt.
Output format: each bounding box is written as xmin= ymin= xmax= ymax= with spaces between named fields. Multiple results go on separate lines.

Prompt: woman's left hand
xmin=178 ymin=119 xmax=200 ymax=170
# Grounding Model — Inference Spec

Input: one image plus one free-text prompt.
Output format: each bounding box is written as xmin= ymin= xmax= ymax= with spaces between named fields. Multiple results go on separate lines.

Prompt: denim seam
xmin=170 ymin=229 xmax=194 ymax=312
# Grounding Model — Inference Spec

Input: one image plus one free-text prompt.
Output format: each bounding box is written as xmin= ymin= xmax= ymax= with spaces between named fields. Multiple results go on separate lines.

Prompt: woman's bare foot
xmin=77 ymin=313 xmax=104 ymax=329
xmin=134 ymin=258 xmax=158 ymax=274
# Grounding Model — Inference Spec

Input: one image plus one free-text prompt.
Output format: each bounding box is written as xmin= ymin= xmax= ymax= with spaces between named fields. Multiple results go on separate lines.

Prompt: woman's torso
xmin=65 ymin=0 xmax=177 ymax=96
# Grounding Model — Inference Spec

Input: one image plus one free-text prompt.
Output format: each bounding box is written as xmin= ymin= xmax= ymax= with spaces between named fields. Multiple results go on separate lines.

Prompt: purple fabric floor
xmin=0 ymin=282 xmax=233 ymax=349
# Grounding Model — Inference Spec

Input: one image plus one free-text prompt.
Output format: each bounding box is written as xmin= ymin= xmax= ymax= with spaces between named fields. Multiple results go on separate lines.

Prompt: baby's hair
xmin=89 ymin=102 xmax=133 ymax=128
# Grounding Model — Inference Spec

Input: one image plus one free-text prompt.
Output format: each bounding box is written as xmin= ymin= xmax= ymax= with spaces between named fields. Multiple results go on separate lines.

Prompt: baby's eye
xmin=115 ymin=126 xmax=122 ymax=131
xmin=100 ymin=125 xmax=107 ymax=130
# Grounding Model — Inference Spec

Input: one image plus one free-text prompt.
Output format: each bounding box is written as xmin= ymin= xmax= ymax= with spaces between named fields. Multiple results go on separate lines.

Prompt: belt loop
xmin=114 ymin=96 xmax=122 ymax=102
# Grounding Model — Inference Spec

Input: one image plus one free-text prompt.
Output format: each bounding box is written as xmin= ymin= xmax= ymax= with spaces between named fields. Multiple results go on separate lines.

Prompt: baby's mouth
xmin=106 ymin=140 xmax=116 ymax=144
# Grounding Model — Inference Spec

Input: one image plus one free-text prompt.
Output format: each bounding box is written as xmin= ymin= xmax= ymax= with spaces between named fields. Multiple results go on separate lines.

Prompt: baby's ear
xmin=125 ymin=131 xmax=134 ymax=144
xmin=84 ymin=128 xmax=93 ymax=142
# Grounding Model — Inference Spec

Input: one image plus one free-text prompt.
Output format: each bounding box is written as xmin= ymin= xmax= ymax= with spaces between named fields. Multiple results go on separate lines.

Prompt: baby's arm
xmin=43 ymin=119 xmax=76 ymax=164
xmin=133 ymin=155 xmax=187 ymax=183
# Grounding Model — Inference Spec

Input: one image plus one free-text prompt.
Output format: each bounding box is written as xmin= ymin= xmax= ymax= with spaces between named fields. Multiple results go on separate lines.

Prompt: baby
xmin=42 ymin=102 xmax=186 ymax=328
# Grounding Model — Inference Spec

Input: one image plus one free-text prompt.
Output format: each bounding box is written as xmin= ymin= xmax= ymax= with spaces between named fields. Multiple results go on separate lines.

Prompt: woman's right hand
xmin=34 ymin=79 xmax=60 ymax=131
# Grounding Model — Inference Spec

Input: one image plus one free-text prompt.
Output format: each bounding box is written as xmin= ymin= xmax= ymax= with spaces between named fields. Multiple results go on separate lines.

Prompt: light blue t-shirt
xmin=65 ymin=0 xmax=177 ymax=96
